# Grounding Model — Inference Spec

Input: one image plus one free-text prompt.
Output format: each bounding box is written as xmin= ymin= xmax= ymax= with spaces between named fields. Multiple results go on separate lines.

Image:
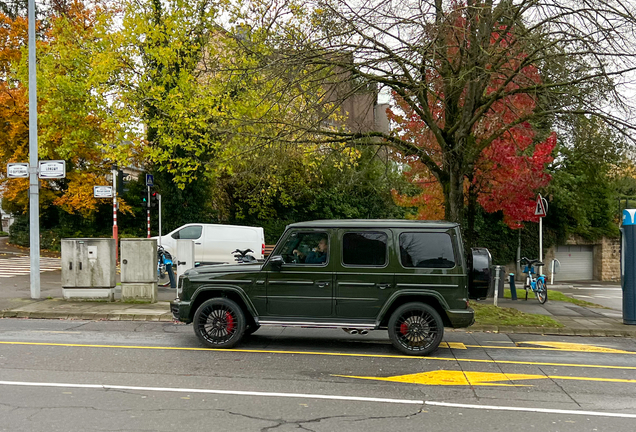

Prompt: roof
xmin=287 ymin=219 xmax=459 ymax=229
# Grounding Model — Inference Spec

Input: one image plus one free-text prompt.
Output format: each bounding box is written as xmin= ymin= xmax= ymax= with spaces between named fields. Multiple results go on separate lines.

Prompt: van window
xmin=171 ymin=225 xmax=203 ymax=240
xmin=342 ymin=232 xmax=387 ymax=266
xmin=399 ymin=232 xmax=455 ymax=268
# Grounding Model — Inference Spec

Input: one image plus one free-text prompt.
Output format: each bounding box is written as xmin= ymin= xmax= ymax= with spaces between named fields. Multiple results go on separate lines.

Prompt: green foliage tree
xmin=546 ymin=116 xmax=625 ymax=242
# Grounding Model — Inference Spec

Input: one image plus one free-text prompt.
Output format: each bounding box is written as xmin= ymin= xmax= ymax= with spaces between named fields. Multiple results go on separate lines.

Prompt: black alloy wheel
xmin=388 ymin=302 xmax=444 ymax=356
xmin=193 ymin=298 xmax=246 ymax=349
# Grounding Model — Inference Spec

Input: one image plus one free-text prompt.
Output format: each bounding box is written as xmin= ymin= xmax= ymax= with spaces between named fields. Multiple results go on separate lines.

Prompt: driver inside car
xmin=293 ymin=237 xmax=328 ymax=264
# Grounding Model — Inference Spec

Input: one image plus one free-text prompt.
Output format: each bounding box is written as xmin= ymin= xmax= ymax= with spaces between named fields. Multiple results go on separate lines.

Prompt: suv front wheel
xmin=194 ymin=298 xmax=246 ymax=348
xmin=388 ymin=302 xmax=444 ymax=356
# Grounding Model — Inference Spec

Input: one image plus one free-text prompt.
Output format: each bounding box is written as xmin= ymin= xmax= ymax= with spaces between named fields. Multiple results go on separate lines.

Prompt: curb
xmin=450 ymin=325 xmax=636 ymax=338
xmin=0 ymin=311 xmax=175 ymax=322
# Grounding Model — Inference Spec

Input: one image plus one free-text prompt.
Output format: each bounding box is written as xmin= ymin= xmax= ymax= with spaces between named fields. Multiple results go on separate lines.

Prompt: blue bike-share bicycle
xmin=520 ymin=257 xmax=548 ymax=304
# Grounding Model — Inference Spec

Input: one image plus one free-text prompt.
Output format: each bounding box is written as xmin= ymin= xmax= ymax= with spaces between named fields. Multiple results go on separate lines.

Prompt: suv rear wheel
xmin=193 ymin=298 xmax=246 ymax=348
xmin=388 ymin=302 xmax=444 ymax=356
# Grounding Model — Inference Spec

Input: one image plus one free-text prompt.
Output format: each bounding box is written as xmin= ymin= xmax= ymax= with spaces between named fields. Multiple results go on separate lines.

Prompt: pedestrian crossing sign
xmin=535 ymin=194 xmax=547 ymax=217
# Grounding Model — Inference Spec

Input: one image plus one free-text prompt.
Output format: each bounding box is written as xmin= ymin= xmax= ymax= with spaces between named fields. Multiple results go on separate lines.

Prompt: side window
xmin=277 ymin=232 xmax=329 ymax=265
xmin=343 ymin=232 xmax=388 ymax=266
xmin=399 ymin=232 xmax=455 ymax=268
xmin=171 ymin=225 xmax=203 ymax=240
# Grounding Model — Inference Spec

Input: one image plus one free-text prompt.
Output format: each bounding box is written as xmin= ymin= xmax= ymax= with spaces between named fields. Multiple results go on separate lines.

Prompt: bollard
xmin=509 ymin=273 xmax=517 ymax=301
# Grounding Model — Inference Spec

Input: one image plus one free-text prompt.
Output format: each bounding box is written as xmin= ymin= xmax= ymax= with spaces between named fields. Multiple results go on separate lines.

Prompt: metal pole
xmin=158 ymin=193 xmax=162 ymax=246
xmin=516 ymin=229 xmax=521 ymax=279
xmin=550 ymin=259 xmax=555 ymax=285
xmin=28 ymin=0 xmax=40 ymax=299
xmin=493 ymin=266 xmax=500 ymax=307
xmin=147 ymin=186 xmax=151 ymax=238
xmin=539 ymin=216 xmax=543 ymax=275
xmin=112 ymin=166 xmax=118 ymax=261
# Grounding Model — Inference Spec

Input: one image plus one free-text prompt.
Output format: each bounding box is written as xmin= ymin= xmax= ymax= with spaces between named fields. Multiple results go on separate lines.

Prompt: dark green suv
xmin=170 ymin=220 xmax=491 ymax=355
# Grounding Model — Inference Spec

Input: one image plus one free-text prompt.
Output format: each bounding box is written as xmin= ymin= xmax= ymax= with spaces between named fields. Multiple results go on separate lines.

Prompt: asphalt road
xmin=552 ymin=285 xmax=623 ymax=311
xmin=1 ymin=319 xmax=636 ymax=431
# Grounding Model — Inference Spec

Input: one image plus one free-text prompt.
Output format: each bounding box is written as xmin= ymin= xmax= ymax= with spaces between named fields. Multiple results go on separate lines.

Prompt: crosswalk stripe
xmin=0 ymin=256 xmax=61 ymax=278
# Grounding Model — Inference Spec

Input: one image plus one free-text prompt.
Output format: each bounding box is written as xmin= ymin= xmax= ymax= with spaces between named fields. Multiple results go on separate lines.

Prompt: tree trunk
xmin=465 ymin=177 xmax=478 ymax=250
xmin=443 ymin=160 xmax=465 ymax=225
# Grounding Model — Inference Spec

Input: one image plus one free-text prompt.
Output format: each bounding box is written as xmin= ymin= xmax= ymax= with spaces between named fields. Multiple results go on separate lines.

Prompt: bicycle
xmin=157 ymin=245 xmax=176 ymax=288
xmin=520 ymin=257 xmax=548 ymax=304
xmin=231 ymin=248 xmax=257 ymax=263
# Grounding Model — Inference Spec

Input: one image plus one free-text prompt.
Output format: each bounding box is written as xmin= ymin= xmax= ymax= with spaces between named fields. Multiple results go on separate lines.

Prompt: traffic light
xmin=140 ymin=190 xmax=149 ymax=208
xmin=150 ymin=191 xmax=158 ymax=208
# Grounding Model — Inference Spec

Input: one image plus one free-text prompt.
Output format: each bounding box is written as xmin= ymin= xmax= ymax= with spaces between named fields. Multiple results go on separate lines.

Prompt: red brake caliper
xmin=400 ymin=322 xmax=409 ymax=335
xmin=225 ymin=312 xmax=235 ymax=333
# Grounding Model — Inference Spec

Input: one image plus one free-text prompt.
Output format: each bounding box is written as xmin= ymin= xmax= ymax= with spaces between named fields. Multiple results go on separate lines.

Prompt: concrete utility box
xmin=61 ymin=238 xmax=116 ymax=301
xmin=120 ymin=238 xmax=158 ymax=303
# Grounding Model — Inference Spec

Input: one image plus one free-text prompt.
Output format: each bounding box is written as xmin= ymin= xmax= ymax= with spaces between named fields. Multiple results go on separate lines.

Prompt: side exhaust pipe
xmin=343 ymin=328 xmax=368 ymax=335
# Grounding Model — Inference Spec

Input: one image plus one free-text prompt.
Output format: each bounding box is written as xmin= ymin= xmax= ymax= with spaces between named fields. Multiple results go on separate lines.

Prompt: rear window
xmin=342 ymin=232 xmax=388 ymax=266
xmin=399 ymin=232 xmax=455 ymax=268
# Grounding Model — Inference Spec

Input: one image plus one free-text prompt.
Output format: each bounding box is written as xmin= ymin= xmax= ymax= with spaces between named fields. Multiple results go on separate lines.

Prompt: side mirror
xmin=269 ymin=255 xmax=284 ymax=270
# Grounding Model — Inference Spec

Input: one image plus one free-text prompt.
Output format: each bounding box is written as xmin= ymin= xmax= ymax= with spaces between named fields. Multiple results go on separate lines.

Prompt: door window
xmin=399 ymin=232 xmax=455 ymax=268
xmin=342 ymin=232 xmax=388 ymax=266
xmin=277 ymin=232 xmax=329 ymax=265
xmin=171 ymin=225 xmax=203 ymax=240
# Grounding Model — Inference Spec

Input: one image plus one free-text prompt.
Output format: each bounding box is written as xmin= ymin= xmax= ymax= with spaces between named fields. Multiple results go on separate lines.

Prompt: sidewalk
xmin=0 ymin=238 xmax=634 ymax=336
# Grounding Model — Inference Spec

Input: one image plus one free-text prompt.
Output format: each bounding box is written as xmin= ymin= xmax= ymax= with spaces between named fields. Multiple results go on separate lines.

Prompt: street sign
xmin=146 ymin=174 xmax=154 ymax=187
xmin=93 ymin=186 xmax=113 ymax=198
xmin=535 ymin=194 xmax=547 ymax=217
xmin=38 ymin=160 xmax=66 ymax=179
xmin=7 ymin=163 xmax=29 ymax=178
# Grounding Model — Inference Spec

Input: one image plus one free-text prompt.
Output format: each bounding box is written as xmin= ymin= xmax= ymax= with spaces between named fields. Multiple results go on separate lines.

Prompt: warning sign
xmin=535 ymin=194 xmax=547 ymax=217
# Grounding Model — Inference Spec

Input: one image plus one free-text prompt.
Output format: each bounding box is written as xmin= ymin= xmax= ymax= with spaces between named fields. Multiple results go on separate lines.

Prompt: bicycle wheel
xmin=535 ymin=279 xmax=548 ymax=304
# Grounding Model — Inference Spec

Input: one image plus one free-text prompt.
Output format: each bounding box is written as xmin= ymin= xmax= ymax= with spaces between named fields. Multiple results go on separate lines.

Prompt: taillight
xmin=262 ymin=243 xmax=265 ymax=256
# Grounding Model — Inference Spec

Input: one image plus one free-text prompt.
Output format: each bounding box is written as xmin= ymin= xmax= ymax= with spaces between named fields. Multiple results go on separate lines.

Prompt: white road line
xmin=426 ymin=401 xmax=636 ymax=419
xmin=0 ymin=380 xmax=424 ymax=405
xmin=2 ymin=380 xmax=635 ymax=418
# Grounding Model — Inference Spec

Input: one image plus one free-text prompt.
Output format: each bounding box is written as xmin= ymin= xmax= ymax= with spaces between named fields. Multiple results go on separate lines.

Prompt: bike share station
xmin=620 ymin=209 xmax=636 ymax=325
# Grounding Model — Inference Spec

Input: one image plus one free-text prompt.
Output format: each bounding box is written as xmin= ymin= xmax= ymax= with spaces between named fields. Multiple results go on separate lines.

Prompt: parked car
xmin=170 ymin=219 xmax=491 ymax=355
xmin=154 ymin=223 xmax=265 ymax=265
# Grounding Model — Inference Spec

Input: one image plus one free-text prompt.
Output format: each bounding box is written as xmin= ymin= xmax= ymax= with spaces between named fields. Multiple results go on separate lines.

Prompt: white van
xmin=155 ymin=223 xmax=265 ymax=265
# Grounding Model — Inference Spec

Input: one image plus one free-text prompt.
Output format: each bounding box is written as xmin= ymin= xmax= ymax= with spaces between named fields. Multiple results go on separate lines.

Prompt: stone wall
xmin=598 ymin=236 xmax=620 ymax=281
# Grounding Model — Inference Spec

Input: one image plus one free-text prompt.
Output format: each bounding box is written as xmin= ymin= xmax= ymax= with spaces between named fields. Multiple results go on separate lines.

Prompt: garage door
xmin=554 ymin=245 xmax=594 ymax=281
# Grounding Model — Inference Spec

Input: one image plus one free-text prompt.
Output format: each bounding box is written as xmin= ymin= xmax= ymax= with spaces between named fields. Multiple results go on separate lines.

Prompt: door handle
xmin=377 ymin=283 xmax=391 ymax=290
xmin=317 ymin=282 xmax=330 ymax=288
xmin=195 ymin=242 xmax=202 ymax=245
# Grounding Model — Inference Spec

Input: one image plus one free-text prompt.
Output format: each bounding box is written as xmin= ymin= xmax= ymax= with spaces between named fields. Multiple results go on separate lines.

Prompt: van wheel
xmin=388 ymin=302 xmax=444 ymax=356
xmin=193 ymin=298 xmax=246 ymax=348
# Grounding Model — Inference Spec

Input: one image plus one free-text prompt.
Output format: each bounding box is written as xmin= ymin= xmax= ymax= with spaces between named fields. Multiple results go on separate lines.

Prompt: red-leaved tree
xmin=388 ymin=9 xmax=557 ymax=232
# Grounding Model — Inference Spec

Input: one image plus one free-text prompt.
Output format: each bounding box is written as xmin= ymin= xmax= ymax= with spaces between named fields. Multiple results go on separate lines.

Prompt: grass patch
xmin=502 ymin=288 xmax=606 ymax=308
xmin=470 ymin=301 xmax=563 ymax=328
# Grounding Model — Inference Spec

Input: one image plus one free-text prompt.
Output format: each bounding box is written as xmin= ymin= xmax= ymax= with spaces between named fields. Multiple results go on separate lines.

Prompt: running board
xmin=258 ymin=320 xmax=376 ymax=329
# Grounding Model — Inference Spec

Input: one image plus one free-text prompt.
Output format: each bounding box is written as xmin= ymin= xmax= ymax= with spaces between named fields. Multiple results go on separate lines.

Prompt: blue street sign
xmin=146 ymin=174 xmax=154 ymax=187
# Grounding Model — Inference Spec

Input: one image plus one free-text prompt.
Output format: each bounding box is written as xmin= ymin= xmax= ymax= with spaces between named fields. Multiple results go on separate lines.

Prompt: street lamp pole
xmin=28 ymin=0 xmax=40 ymax=299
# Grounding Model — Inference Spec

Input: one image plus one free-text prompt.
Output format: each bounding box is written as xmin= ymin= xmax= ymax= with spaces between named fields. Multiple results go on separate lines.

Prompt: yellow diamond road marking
xmin=335 ymin=370 xmax=544 ymax=386
xmin=519 ymin=341 xmax=634 ymax=354
xmin=439 ymin=342 xmax=467 ymax=349
xmin=335 ymin=370 xmax=636 ymax=387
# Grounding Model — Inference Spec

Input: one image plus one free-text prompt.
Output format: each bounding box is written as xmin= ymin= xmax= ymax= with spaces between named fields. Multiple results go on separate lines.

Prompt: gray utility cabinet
xmin=61 ymin=238 xmax=117 ymax=301
xmin=120 ymin=238 xmax=158 ymax=303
